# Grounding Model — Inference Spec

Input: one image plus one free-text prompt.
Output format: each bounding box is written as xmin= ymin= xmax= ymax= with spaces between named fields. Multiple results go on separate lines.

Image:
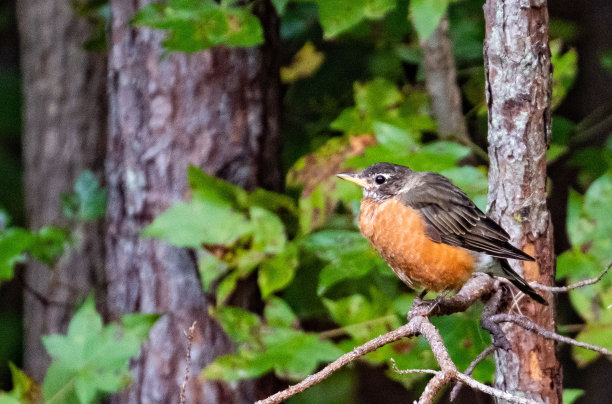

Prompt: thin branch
xmin=179 ymin=321 xmax=196 ymax=404
xmin=491 ymin=314 xmax=612 ymax=356
xmin=453 ymin=372 xmax=538 ymax=404
xmin=389 ymin=360 xmax=438 ymax=376
xmin=419 ymin=372 xmax=450 ymax=404
xmin=255 ymin=320 xmax=423 ymax=404
xmin=532 ymin=263 xmax=611 ymax=292
xmin=450 ymin=345 xmax=495 ymax=401
xmin=318 ymin=314 xmax=397 ymax=339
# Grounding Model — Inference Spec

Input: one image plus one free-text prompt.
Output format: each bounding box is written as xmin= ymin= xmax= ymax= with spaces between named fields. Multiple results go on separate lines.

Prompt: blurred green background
xmin=1 ymin=0 xmax=612 ymax=402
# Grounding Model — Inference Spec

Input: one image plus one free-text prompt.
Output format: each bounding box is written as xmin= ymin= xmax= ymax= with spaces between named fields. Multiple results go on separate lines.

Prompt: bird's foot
xmin=411 ymin=291 xmax=449 ymax=317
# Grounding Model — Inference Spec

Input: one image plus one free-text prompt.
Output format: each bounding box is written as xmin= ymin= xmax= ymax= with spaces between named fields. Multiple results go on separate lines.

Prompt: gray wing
xmin=399 ymin=172 xmax=534 ymax=261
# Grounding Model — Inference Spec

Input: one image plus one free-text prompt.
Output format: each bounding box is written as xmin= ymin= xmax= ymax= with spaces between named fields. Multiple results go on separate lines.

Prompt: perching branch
xmin=257 ymin=265 xmax=612 ymax=404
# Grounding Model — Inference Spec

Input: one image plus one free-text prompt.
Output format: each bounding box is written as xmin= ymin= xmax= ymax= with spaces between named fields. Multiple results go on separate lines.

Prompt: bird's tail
xmin=496 ymin=259 xmax=548 ymax=305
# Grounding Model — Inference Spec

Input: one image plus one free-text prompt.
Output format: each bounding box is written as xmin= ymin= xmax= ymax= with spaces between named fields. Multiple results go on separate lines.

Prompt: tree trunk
xmin=17 ymin=0 xmax=107 ymax=382
xmin=421 ymin=15 xmax=471 ymax=146
xmin=483 ymin=0 xmax=562 ymax=403
xmin=105 ymin=1 xmax=280 ymax=403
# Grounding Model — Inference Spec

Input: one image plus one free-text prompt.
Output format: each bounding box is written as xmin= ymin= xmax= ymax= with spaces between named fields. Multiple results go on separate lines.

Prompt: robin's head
xmin=337 ymin=162 xmax=414 ymax=201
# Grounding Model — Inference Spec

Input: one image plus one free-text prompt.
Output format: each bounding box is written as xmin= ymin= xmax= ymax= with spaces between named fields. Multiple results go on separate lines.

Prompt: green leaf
xmin=264 ymin=297 xmax=298 ymax=328
xmin=188 ymin=165 xmax=247 ymax=208
xmin=409 ymin=0 xmax=449 ymax=41
xmin=132 ymin=0 xmax=263 ymax=52
xmin=263 ymin=328 xmax=343 ymax=380
xmin=572 ymin=324 xmax=612 ymax=366
xmin=550 ymin=39 xmax=577 ymax=110
xmin=316 ymin=0 xmax=367 ymax=38
xmin=42 ymin=296 xmax=158 ymax=404
xmin=563 ymin=389 xmax=585 ymax=404
xmin=373 ymin=121 xmax=417 ymax=151
xmin=198 ymin=251 xmax=229 ymax=291
xmin=323 ymin=294 xmax=398 ymax=341
xmin=258 ymin=242 xmax=299 ymax=298
xmin=0 ymin=363 xmax=36 ymax=403
xmin=0 ymin=228 xmax=34 ymax=281
xmin=432 ymin=309 xmax=494 ymax=383
xmin=224 ymin=8 xmax=264 ymax=47
xmin=210 ymin=306 xmax=262 ymax=343
xmin=61 ymin=170 xmax=107 ymax=220
xmin=556 ymin=250 xmax=600 ymax=280
xmin=250 ymin=206 xmax=286 ymax=254
xmin=142 ymin=200 xmax=251 ymax=247
xmin=28 ymin=226 xmax=70 ymax=266
xmin=203 ymin=348 xmax=274 ymax=381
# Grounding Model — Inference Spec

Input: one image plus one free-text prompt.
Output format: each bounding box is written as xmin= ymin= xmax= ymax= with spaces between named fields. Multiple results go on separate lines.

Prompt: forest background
xmin=0 ymin=0 xmax=611 ymax=403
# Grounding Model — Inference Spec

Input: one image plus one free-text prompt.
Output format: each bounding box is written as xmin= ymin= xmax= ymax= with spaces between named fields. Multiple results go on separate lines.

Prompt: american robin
xmin=337 ymin=162 xmax=547 ymax=305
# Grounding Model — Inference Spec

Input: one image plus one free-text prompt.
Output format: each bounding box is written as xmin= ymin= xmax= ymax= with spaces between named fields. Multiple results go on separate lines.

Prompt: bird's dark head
xmin=337 ymin=162 xmax=414 ymax=201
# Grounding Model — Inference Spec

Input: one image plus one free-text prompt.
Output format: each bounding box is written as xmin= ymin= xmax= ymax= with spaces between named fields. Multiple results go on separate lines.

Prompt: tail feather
xmin=498 ymin=259 xmax=548 ymax=305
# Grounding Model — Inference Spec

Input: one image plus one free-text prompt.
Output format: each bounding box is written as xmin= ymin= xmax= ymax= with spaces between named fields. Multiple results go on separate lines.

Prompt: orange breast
xmin=359 ymin=198 xmax=475 ymax=292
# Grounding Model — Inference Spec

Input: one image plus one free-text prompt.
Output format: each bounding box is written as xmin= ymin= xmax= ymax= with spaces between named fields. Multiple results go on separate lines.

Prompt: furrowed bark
xmin=17 ymin=0 xmax=107 ymax=381
xmin=106 ymin=1 xmax=280 ymax=403
xmin=483 ymin=0 xmax=561 ymax=402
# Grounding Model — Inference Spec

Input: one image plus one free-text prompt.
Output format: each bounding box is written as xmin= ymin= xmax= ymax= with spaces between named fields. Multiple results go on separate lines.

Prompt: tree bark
xmin=483 ymin=0 xmax=562 ymax=403
xmin=105 ymin=1 xmax=280 ymax=403
xmin=17 ymin=0 xmax=107 ymax=382
xmin=421 ymin=15 xmax=471 ymax=146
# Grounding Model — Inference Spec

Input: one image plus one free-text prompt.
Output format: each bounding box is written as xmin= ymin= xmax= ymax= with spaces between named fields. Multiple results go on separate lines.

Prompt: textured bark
xmin=421 ymin=15 xmax=471 ymax=146
xmin=105 ymin=1 xmax=280 ymax=403
xmin=17 ymin=0 xmax=107 ymax=381
xmin=483 ymin=0 xmax=561 ymax=403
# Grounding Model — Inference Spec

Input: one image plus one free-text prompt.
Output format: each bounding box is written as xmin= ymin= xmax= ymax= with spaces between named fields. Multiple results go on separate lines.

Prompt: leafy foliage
xmin=0 ymin=226 xmax=69 ymax=282
xmin=558 ymin=172 xmax=612 ymax=366
xmin=132 ymin=0 xmax=264 ymax=52
xmin=41 ymin=297 xmax=159 ymax=404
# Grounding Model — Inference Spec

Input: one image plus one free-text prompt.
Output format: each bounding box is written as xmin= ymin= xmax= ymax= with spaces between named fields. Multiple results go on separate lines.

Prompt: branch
xmin=255 ymin=320 xmax=423 ymax=404
xmin=532 ymin=263 xmax=611 ymax=292
xmin=449 ymin=345 xmax=495 ymax=401
xmin=491 ymin=313 xmax=612 ymax=356
xmin=179 ymin=321 xmax=196 ymax=404
xmin=258 ymin=271 xmax=612 ymax=404
xmin=257 ymin=276 xmax=512 ymax=404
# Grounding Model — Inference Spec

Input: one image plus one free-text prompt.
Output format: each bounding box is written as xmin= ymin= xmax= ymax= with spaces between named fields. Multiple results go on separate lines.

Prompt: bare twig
xmin=179 ymin=321 xmax=196 ymax=404
xmin=453 ymin=372 xmax=537 ymax=404
xmin=389 ymin=359 xmax=438 ymax=376
xmin=532 ymin=263 xmax=611 ymax=292
xmin=491 ymin=314 xmax=612 ymax=356
xmin=255 ymin=320 xmax=423 ymax=404
xmin=450 ymin=345 xmax=495 ymax=401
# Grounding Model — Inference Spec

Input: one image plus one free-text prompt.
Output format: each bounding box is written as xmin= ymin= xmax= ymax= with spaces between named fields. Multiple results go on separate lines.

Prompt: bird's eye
xmin=375 ymin=175 xmax=386 ymax=185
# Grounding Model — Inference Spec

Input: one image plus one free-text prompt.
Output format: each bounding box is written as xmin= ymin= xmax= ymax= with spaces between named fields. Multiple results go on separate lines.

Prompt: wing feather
xmin=399 ymin=172 xmax=534 ymax=261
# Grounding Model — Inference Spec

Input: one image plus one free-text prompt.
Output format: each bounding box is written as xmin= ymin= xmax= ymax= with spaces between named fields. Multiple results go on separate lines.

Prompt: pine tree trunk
xmin=17 ymin=0 xmax=107 ymax=382
xmin=483 ymin=0 xmax=562 ymax=402
xmin=105 ymin=1 xmax=280 ymax=403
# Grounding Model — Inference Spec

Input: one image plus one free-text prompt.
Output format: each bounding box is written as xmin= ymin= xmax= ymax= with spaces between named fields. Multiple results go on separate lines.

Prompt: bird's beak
xmin=336 ymin=173 xmax=367 ymax=187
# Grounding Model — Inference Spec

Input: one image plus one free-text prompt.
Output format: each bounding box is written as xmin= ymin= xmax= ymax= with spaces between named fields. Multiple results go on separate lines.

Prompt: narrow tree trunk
xmin=17 ymin=0 xmax=107 ymax=382
xmin=421 ymin=15 xmax=471 ymax=146
xmin=105 ymin=1 xmax=280 ymax=403
xmin=483 ymin=0 xmax=562 ymax=403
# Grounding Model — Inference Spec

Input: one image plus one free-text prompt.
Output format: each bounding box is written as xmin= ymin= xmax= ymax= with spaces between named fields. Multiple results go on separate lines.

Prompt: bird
xmin=336 ymin=162 xmax=547 ymax=305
